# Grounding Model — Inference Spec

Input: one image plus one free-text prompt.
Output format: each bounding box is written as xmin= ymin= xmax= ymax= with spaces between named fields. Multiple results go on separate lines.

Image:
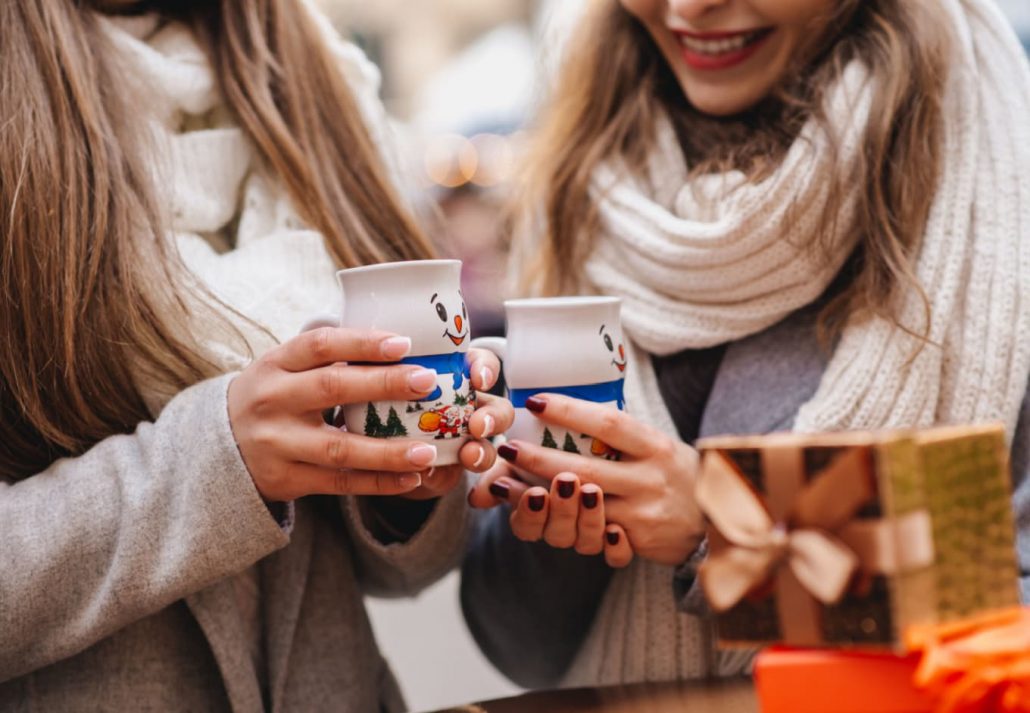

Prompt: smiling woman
xmin=464 ymin=0 xmax=1030 ymax=693
xmin=620 ymin=0 xmax=837 ymax=115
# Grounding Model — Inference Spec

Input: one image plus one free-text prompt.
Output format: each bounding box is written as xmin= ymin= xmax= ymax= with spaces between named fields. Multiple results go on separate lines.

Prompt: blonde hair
xmin=0 ymin=0 xmax=434 ymax=480
xmin=517 ymin=0 xmax=948 ymax=340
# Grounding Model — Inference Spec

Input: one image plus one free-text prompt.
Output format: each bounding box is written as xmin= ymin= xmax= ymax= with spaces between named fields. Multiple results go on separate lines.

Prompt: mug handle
xmin=469 ymin=336 xmax=507 ymax=362
xmin=299 ymin=314 xmax=340 ymax=334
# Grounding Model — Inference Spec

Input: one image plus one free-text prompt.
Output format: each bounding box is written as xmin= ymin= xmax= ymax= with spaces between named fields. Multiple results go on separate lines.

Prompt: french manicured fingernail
xmin=557 ymin=477 xmax=575 ymax=499
xmin=497 ymin=444 xmax=518 ymax=463
xmin=471 ymin=444 xmax=486 ymax=469
xmin=381 ymin=336 xmax=412 ymax=360
xmin=481 ymin=415 xmax=495 ymax=439
xmin=408 ymin=444 xmax=437 ymax=468
xmin=581 ymin=489 xmax=599 ymax=509
xmin=606 ymin=530 xmax=620 ymax=546
xmin=525 ymin=396 xmax=547 ymax=414
xmin=489 ymin=481 xmax=510 ymax=500
xmin=408 ymin=369 xmax=438 ymax=393
xmin=528 ymin=494 xmax=546 ymax=512
xmin=399 ymin=473 xmax=422 ymax=489
xmin=479 ymin=366 xmax=493 ymax=389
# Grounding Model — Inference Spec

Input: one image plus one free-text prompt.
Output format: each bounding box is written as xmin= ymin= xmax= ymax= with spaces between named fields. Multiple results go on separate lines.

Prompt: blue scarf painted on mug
xmin=509 ymin=379 xmax=625 ymax=411
xmin=401 ymin=352 xmax=470 ymax=402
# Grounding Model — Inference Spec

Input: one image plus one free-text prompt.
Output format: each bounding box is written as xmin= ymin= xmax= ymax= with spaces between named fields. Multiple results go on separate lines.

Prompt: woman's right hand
xmin=228 ymin=326 xmax=446 ymax=502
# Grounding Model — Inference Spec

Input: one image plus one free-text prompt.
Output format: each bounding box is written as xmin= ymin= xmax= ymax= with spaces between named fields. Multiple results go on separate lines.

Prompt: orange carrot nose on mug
xmin=304 ymin=259 xmax=474 ymax=466
xmin=471 ymin=296 xmax=627 ymax=474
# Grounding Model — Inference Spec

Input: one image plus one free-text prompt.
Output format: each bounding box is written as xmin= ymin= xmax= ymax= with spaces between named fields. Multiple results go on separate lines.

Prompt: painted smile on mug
xmin=432 ymin=291 xmax=468 ymax=347
xmin=600 ymin=325 xmax=627 ymax=373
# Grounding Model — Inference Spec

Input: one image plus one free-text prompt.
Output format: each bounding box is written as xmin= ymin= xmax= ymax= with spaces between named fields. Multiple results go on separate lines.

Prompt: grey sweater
xmin=462 ymin=298 xmax=1030 ymax=689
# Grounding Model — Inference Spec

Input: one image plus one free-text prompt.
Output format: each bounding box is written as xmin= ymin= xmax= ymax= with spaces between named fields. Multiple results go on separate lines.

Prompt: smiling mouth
xmin=445 ymin=331 xmax=467 ymax=346
xmin=612 ymin=359 xmax=627 ymax=373
xmin=675 ymin=27 xmax=774 ymax=70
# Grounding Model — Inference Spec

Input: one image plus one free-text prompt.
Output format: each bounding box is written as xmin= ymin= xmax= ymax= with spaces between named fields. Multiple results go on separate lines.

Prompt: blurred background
xmin=313 ymin=2 xmax=1030 ymax=711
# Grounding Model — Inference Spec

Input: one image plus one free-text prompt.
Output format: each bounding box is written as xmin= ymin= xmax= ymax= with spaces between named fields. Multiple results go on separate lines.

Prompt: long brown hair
xmin=519 ymin=0 xmax=948 ymax=340
xmin=0 ymin=0 xmax=435 ymax=480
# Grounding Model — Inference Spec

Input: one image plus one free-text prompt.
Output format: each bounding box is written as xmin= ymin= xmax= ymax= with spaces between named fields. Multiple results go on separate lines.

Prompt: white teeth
xmin=679 ymin=31 xmax=759 ymax=56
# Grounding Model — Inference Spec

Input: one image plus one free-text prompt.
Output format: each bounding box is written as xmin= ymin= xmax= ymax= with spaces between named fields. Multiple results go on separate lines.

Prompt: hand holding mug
xmin=469 ymin=394 xmax=706 ymax=568
xmin=229 ymin=326 xmax=445 ymax=502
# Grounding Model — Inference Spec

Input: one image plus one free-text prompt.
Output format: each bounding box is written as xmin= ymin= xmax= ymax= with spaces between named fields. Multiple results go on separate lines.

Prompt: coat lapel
xmin=263 ymin=501 xmax=315 ymax=713
xmin=186 ymin=582 xmax=264 ymax=713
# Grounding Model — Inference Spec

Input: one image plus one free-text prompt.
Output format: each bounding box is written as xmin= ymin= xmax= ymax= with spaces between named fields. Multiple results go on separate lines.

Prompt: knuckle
xmin=598 ymin=409 xmax=624 ymax=438
xmin=653 ymin=436 xmax=677 ymax=462
xmin=319 ymin=365 xmax=346 ymax=403
xmin=325 ymin=435 xmax=351 ymax=467
xmin=333 ymin=470 xmax=351 ymax=494
xmin=309 ymin=327 xmax=335 ymax=362
xmin=250 ymin=425 xmax=279 ymax=451
xmin=575 ymin=540 xmax=603 ymax=556
xmin=384 ymin=368 xmax=399 ymax=395
xmin=361 ymin=331 xmax=382 ymax=359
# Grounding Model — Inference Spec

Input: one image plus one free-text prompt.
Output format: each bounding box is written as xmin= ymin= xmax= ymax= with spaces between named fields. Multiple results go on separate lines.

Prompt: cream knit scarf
xmin=564 ymin=0 xmax=1030 ymax=688
xmin=585 ymin=0 xmax=1030 ymax=440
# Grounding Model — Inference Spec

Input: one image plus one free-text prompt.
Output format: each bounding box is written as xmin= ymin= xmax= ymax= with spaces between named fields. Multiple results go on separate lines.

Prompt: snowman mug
xmin=470 ymin=296 xmax=627 ymax=472
xmin=304 ymin=259 xmax=474 ymax=466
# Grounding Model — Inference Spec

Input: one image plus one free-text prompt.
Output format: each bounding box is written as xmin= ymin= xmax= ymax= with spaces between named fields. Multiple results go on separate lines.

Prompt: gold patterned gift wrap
xmin=694 ymin=424 xmax=1020 ymax=649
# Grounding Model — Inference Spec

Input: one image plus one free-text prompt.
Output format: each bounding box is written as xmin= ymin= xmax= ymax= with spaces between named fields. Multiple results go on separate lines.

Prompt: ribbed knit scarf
xmin=563 ymin=0 xmax=1030 ymax=689
xmin=585 ymin=0 xmax=1030 ymax=439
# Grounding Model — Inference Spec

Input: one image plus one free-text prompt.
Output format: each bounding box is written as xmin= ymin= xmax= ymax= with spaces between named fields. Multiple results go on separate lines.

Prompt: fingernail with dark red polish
xmin=497 ymin=444 xmax=518 ymax=463
xmin=489 ymin=481 xmax=510 ymax=500
xmin=581 ymin=490 xmax=599 ymax=509
xmin=467 ymin=488 xmax=475 ymax=506
xmin=557 ymin=478 xmax=575 ymax=499
xmin=606 ymin=530 xmax=620 ymax=546
xmin=525 ymin=396 xmax=547 ymax=414
xmin=528 ymin=494 xmax=546 ymax=512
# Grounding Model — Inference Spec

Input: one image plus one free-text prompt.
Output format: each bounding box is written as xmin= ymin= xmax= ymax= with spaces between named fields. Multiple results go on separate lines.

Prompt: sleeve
xmin=339 ymin=473 xmax=474 ymax=598
xmin=0 ymin=373 xmax=290 ymax=682
xmin=1010 ymin=378 xmax=1030 ymax=600
xmin=459 ymin=506 xmax=614 ymax=689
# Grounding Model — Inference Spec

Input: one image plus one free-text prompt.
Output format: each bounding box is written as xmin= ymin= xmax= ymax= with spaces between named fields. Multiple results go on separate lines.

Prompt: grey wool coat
xmin=0 ymin=373 xmax=471 ymax=712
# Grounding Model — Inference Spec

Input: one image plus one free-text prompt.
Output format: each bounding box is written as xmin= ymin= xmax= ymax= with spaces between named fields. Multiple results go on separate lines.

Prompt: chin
xmin=681 ymin=83 xmax=768 ymax=117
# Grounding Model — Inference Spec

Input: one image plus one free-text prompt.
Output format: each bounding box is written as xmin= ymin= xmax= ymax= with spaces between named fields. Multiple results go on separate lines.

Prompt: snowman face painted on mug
xmin=431 ymin=290 xmax=469 ymax=349
xmin=600 ymin=324 xmax=627 ymax=376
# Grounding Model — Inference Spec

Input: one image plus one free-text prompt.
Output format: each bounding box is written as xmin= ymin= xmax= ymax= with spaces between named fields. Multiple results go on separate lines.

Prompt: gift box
xmin=753 ymin=647 xmax=932 ymax=713
xmin=695 ymin=424 xmax=1020 ymax=648
xmin=755 ymin=608 xmax=1030 ymax=713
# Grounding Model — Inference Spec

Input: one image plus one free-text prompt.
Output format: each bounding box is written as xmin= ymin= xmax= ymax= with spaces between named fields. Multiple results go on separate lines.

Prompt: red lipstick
xmin=674 ymin=28 xmax=774 ymax=71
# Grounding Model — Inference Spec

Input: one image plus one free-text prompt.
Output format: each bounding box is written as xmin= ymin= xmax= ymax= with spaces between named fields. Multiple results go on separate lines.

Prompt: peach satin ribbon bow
xmin=696 ymin=446 xmax=935 ymax=644
xmin=695 ymin=450 xmax=859 ymax=612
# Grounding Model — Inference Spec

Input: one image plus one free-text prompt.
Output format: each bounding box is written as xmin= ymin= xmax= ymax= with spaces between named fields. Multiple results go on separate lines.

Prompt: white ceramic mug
xmin=471 ymin=297 xmax=626 ymax=468
xmin=305 ymin=259 xmax=473 ymax=466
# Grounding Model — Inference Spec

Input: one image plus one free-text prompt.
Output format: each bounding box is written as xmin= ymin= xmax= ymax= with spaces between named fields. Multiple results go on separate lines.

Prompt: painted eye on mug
xmin=436 ymin=302 xmax=448 ymax=322
xmin=603 ymin=334 xmax=614 ymax=352
xmin=462 ymin=302 xmax=467 ymax=321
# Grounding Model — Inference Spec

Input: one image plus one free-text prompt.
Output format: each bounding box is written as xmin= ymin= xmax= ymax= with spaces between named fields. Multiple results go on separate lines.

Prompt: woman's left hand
xmin=400 ymin=348 xmax=514 ymax=500
xmin=487 ymin=394 xmax=705 ymax=566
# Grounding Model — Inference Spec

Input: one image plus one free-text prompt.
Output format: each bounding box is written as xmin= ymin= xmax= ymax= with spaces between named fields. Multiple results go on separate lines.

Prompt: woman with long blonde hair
xmin=0 ymin=1 xmax=512 ymax=709
xmin=464 ymin=0 xmax=1030 ymax=688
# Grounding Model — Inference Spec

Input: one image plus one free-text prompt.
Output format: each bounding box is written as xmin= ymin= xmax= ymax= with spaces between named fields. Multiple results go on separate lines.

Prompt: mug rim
xmin=336 ymin=258 xmax=461 ymax=279
xmin=504 ymin=296 xmax=621 ymax=310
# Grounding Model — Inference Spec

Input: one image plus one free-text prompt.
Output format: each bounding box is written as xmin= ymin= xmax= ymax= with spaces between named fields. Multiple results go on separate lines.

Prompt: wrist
xmin=359 ymin=495 xmax=439 ymax=544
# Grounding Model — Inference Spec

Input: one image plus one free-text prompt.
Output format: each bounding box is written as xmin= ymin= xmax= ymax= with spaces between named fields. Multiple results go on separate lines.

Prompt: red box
xmin=754 ymin=647 xmax=935 ymax=713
